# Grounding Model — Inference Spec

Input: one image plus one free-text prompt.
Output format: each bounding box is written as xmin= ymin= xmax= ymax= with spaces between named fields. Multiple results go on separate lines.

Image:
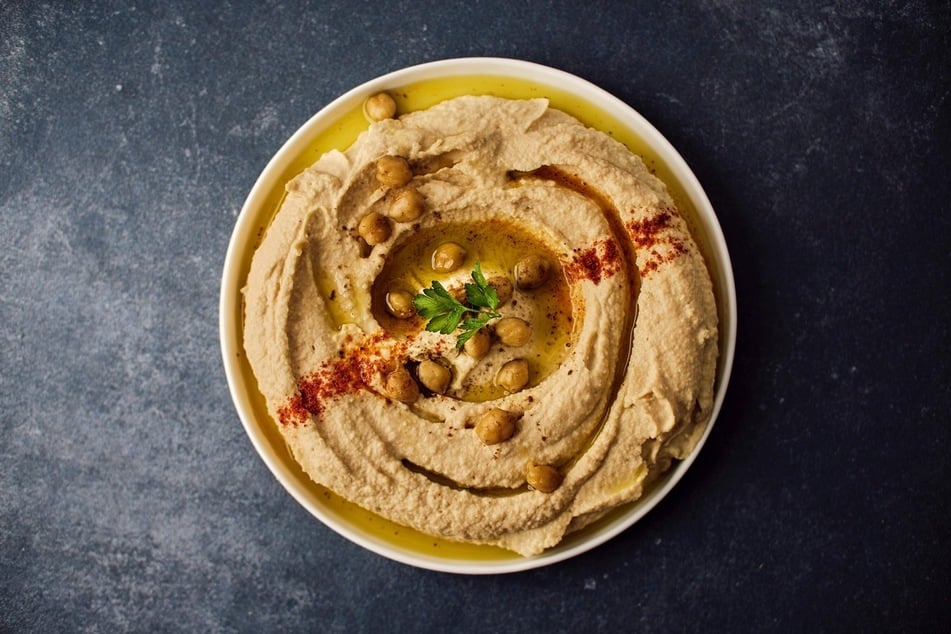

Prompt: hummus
xmin=243 ymin=95 xmax=718 ymax=556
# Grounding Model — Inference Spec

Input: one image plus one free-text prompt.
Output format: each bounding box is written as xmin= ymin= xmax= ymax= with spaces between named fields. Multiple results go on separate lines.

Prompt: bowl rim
xmin=220 ymin=56 xmax=737 ymax=574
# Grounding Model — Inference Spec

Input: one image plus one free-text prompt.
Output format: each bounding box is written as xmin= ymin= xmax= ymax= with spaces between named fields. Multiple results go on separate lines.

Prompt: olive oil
xmin=236 ymin=72 xmax=725 ymax=561
xmin=372 ymin=219 xmax=575 ymax=402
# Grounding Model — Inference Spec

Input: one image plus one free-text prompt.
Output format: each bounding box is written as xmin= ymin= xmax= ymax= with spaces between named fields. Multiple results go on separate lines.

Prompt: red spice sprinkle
xmin=626 ymin=209 xmax=688 ymax=277
xmin=565 ymin=237 xmax=622 ymax=285
xmin=278 ymin=333 xmax=404 ymax=426
xmin=630 ymin=212 xmax=666 ymax=243
xmin=278 ymin=394 xmax=308 ymax=427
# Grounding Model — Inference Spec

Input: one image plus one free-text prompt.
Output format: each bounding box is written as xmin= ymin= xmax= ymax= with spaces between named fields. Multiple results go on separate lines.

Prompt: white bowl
xmin=220 ymin=57 xmax=736 ymax=574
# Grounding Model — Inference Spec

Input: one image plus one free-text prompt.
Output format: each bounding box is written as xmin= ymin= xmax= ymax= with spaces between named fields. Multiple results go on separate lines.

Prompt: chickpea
xmin=526 ymin=463 xmax=563 ymax=493
xmin=514 ymin=255 xmax=552 ymax=290
xmin=417 ymin=359 xmax=451 ymax=395
xmin=389 ymin=187 xmax=425 ymax=222
xmin=486 ymin=275 xmax=513 ymax=306
xmin=364 ymin=92 xmax=397 ymax=121
xmin=385 ymin=367 xmax=420 ymax=404
xmin=431 ymin=242 xmax=467 ymax=273
xmin=494 ymin=317 xmax=532 ymax=347
xmin=376 ymin=155 xmax=413 ymax=188
xmin=385 ymin=290 xmax=416 ymax=319
xmin=496 ymin=358 xmax=529 ymax=393
xmin=358 ymin=211 xmax=391 ymax=246
xmin=474 ymin=408 xmax=519 ymax=445
xmin=463 ymin=329 xmax=491 ymax=360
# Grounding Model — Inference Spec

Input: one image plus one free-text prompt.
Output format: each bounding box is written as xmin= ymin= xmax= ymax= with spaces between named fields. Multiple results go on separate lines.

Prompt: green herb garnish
xmin=413 ymin=262 xmax=502 ymax=348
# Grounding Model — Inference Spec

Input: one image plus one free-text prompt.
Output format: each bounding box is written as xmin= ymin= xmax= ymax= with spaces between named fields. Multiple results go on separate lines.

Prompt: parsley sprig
xmin=413 ymin=262 xmax=501 ymax=348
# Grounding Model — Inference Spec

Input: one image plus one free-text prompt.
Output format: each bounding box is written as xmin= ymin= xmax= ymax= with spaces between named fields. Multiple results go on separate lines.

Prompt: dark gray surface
xmin=2 ymin=1 xmax=949 ymax=631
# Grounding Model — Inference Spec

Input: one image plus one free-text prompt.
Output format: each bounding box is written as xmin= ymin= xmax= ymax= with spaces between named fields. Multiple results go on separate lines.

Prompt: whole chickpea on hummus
xmin=242 ymin=94 xmax=718 ymax=556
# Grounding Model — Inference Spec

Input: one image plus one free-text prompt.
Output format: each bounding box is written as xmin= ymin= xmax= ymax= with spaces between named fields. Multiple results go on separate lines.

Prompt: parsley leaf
xmin=464 ymin=262 xmax=500 ymax=310
xmin=412 ymin=262 xmax=502 ymax=347
xmin=413 ymin=281 xmax=467 ymax=335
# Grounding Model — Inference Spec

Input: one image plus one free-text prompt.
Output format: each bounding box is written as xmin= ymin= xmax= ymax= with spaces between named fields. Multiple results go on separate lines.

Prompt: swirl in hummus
xmin=243 ymin=95 xmax=718 ymax=556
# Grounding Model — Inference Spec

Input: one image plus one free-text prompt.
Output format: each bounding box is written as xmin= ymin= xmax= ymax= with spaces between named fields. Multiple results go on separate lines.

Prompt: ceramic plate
xmin=220 ymin=57 xmax=736 ymax=574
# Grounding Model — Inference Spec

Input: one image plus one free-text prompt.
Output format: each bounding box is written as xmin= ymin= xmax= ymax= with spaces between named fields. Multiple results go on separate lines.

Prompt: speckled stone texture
xmin=1 ymin=1 xmax=948 ymax=632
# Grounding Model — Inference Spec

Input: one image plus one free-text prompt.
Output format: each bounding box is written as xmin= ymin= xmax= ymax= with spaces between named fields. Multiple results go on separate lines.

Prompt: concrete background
xmin=2 ymin=1 xmax=949 ymax=631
